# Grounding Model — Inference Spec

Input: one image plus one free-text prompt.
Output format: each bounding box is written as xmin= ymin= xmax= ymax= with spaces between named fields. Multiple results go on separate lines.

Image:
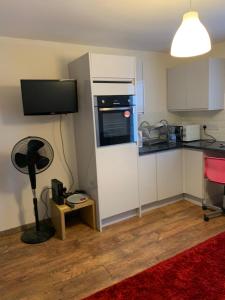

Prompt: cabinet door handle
xmin=99 ymin=107 xmax=132 ymax=111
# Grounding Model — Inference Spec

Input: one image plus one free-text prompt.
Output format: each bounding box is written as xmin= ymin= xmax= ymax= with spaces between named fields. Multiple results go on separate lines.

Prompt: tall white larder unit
xmin=69 ymin=53 xmax=139 ymax=230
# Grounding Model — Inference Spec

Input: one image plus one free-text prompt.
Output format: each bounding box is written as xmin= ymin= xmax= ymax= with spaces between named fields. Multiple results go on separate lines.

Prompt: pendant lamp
xmin=171 ymin=10 xmax=211 ymax=57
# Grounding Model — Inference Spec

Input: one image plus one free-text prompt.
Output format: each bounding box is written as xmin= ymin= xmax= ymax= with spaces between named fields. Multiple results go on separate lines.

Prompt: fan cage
xmin=11 ymin=136 xmax=54 ymax=174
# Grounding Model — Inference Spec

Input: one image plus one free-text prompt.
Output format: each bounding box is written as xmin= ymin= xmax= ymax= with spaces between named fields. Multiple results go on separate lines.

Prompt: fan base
xmin=21 ymin=223 xmax=55 ymax=244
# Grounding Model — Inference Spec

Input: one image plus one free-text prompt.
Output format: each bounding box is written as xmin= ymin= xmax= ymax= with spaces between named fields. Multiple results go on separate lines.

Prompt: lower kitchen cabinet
xmin=138 ymin=149 xmax=183 ymax=205
xmin=138 ymin=153 xmax=157 ymax=205
xmin=157 ymin=149 xmax=183 ymax=200
xmin=183 ymin=149 xmax=204 ymax=199
xmin=96 ymin=143 xmax=139 ymax=220
xmin=96 ymin=146 xmax=204 ymax=226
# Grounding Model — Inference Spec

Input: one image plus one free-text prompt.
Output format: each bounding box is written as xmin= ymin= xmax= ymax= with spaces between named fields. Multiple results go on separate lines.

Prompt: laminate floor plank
xmin=1 ymin=200 xmax=225 ymax=300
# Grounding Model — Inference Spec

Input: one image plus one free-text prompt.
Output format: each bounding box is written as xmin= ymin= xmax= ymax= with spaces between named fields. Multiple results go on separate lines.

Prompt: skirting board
xmin=141 ymin=195 xmax=183 ymax=215
xmin=102 ymin=194 xmax=202 ymax=229
xmin=0 ymin=194 xmax=202 ymax=236
xmin=184 ymin=194 xmax=202 ymax=206
xmin=101 ymin=208 xmax=139 ymax=228
xmin=0 ymin=219 xmax=51 ymax=237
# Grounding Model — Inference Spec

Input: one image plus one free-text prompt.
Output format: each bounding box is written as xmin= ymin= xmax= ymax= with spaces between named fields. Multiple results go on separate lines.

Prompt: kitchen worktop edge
xmin=139 ymin=140 xmax=225 ymax=156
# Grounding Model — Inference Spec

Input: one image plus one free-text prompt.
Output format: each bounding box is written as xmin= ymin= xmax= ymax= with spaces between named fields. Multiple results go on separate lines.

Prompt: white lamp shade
xmin=171 ymin=11 xmax=211 ymax=57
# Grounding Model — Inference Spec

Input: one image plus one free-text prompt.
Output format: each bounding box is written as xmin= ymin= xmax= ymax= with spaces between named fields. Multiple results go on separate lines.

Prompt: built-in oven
xmin=94 ymin=95 xmax=136 ymax=147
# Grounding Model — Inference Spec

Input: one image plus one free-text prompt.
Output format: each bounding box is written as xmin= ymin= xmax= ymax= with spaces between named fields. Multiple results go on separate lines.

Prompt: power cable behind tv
xmin=59 ymin=115 xmax=75 ymax=192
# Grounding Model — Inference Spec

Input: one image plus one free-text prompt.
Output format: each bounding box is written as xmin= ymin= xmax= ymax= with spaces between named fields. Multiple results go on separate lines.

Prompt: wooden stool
xmin=50 ymin=198 xmax=96 ymax=240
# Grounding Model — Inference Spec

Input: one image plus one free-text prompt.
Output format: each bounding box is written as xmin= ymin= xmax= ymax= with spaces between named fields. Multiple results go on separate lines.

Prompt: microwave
xmin=182 ymin=124 xmax=200 ymax=142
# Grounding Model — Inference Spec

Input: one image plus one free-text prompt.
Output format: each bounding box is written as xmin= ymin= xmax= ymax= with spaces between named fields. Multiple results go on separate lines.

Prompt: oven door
xmin=95 ymin=106 xmax=135 ymax=146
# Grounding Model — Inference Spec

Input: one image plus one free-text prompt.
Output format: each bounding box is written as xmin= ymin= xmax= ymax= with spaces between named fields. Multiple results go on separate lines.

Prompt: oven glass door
xmin=97 ymin=107 xmax=134 ymax=146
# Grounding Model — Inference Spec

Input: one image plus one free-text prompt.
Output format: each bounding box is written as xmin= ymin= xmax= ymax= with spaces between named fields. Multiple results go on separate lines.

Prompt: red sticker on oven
xmin=123 ymin=111 xmax=131 ymax=118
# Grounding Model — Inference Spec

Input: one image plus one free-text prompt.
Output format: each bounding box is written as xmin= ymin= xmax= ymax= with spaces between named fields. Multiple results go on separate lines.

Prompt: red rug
xmin=84 ymin=231 xmax=225 ymax=300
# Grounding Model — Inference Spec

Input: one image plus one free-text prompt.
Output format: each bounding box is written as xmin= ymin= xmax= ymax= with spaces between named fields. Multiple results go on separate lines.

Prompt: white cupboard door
xmin=136 ymin=59 xmax=145 ymax=113
xmin=96 ymin=143 xmax=139 ymax=219
xmin=138 ymin=154 xmax=157 ymax=205
xmin=167 ymin=65 xmax=187 ymax=110
xmin=167 ymin=58 xmax=225 ymax=111
xmin=186 ymin=60 xmax=209 ymax=110
xmin=90 ymin=53 xmax=136 ymax=79
xmin=209 ymin=58 xmax=225 ymax=110
xmin=157 ymin=150 xmax=183 ymax=200
xmin=183 ymin=149 xmax=204 ymax=198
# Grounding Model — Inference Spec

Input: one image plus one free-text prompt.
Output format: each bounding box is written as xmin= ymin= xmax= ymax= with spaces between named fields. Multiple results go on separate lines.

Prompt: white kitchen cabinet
xmin=69 ymin=52 xmax=138 ymax=229
xmin=157 ymin=150 xmax=183 ymax=200
xmin=138 ymin=148 xmax=204 ymax=206
xmin=136 ymin=58 xmax=145 ymax=113
xmin=167 ymin=58 xmax=225 ymax=111
xmin=96 ymin=143 xmax=139 ymax=219
xmin=183 ymin=149 xmax=204 ymax=199
xmin=90 ymin=53 xmax=136 ymax=79
xmin=138 ymin=154 xmax=157 ymax=205
xmin=167 ymin=64 xmax=187 ymax=110
xmin=186 ymin=60 xmax=209 ymax=109
xmin=92 ymin=82 xmax=135 ymax=96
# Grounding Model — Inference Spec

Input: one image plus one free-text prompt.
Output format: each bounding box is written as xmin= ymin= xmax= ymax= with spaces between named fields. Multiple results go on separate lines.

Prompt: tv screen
xmin=20 ymin=79 xmax=78 ymax=115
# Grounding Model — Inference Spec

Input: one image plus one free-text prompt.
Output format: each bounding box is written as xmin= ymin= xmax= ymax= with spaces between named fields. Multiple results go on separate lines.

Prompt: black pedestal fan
xmin=11 ymin=136 xmax=55 ymax=244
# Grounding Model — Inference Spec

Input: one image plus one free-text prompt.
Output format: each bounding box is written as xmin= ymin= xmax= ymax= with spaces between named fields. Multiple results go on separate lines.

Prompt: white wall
xmin=0 ymin=37 xmax=80 ymax=231
xmin=0 ymin=36 xmax=179 ymax=232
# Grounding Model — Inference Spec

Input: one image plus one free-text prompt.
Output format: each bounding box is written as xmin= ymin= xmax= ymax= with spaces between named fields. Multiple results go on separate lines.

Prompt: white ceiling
xmin=0 ymin=0 xmax=225 ymax=52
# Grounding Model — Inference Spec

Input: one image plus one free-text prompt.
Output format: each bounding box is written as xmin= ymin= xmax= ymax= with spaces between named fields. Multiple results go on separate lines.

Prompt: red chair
xmin=203 ymin=156 xmax=225 ymax=221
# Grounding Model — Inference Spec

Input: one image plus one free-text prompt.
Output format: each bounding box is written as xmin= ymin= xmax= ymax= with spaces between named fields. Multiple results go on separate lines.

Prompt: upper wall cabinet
xmin=167 ymin=58 xmax=225 ymax=111
xmin=167 ymin=64 xmax=187 ymax=110
xmin=89 ymin=53 xmax=136 ymax=79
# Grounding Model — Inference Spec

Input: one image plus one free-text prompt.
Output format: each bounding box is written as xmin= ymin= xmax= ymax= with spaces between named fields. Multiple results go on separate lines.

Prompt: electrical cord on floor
xmin=40 ymin=187 xmax=52 ymax=220
xmin=203 ymin=126 xmax=216 ymax=143
xmin=59 ymin=115 xmax=75 ymax=192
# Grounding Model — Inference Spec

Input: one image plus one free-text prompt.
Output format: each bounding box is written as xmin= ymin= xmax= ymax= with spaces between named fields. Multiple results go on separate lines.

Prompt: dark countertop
xmin=139 ymin=142 xmax=182 ymax=155
xmin=139 ymin=140 xmax=225 ymax=156
xmin=183 ymin=140 xmax=225 ymax=151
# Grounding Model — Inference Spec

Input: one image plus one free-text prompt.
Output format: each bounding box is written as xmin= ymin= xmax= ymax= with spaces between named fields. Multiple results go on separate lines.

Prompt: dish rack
xmin=139 ymin=120 xmax=168 ymax=146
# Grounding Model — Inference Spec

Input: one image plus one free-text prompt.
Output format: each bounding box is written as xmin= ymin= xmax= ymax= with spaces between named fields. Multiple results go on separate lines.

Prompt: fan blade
xmin=28 ymin=140 xmax=44 ymax=152
xmin=36 ymin=156 xmax=49 ymax=170
xmin=15 ymin=153 xmax=28 ymax=168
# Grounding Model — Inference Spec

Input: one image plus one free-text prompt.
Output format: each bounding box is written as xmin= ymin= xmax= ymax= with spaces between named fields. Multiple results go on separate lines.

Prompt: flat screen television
xmin=20 ymin=79 xmax=78 ymax=115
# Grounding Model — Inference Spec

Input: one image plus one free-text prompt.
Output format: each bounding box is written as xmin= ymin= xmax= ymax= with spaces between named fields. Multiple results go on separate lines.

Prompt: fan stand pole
xmin=33 ymin=189 xmax=40 ymax=232
xmin=21 ymin=188 xmax=55 ymax=244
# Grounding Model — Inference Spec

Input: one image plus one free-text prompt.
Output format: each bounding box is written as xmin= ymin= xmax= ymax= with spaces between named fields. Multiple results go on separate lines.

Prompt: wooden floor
xmin=1 ymin=200 xmax=225 ymax=300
